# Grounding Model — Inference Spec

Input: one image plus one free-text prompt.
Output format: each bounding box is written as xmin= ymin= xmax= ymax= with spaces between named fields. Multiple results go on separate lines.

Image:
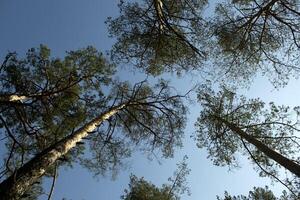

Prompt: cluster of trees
xmin=0 ymin=0 xmax=299 ymax=199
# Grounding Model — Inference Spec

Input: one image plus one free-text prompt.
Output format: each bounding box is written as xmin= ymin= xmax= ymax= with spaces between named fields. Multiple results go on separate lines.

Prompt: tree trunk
xmin=219 ymin=117 xmax=300 ymax=177
xmin=154 ymin=0 xmax=165 ymax=31
xmin=0 ymin=103 xmax=126 ymax=200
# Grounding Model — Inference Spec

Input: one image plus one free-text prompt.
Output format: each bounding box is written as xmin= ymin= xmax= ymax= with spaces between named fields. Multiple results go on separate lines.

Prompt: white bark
xmin=0 ymin=95 xmax=28 ymax=102
xmin=0 ymin=103 xmax=126 ymax=199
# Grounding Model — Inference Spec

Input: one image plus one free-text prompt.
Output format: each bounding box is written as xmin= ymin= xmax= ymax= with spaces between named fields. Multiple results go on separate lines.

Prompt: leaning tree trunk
xmin=219 ymin=117 xmax=300 ymax=177
xmin=0 ymin=103 xmax=126 ymax=200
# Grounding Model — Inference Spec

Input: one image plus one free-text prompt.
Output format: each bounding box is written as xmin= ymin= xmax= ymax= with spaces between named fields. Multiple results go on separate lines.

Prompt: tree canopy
xmin=107 ymin=0 xmax=207 ymax=76
xmin=121 ymin=157 xmax=190 ymax=200
xmin=209 ymin=0 xmax=300 ymax=86
xmin=108 ymin=0 xmax=300 ymax=86
xmin=217 ymin=186 xmax=293 ymax=200
xmin=0 ymin=46 xmax=188 ymax=199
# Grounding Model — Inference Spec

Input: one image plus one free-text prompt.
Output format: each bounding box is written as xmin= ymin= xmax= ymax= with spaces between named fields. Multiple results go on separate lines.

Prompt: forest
xmin=0 ymin=0 xmax=299 ymax=199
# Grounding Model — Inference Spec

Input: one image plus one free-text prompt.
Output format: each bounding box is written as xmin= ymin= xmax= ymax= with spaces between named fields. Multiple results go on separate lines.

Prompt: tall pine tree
xmin=195 ymin=85 xmax=300 ymax=197
xmin=0 ymin=46 xmax=187 ymax=199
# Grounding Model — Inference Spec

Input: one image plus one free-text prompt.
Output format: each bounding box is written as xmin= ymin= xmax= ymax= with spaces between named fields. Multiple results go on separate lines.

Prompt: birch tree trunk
xmin=219 ymin=117 xmax=300 ymax=177
xmin=0 ymin=103 xmax=126 ymax=200
xmin=0 ymin=95 xmax=29 ymax=103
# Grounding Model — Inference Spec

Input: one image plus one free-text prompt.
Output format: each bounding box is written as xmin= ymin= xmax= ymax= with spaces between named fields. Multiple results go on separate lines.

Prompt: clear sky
xmin=0 ymin=0 xmax=298 ymax=199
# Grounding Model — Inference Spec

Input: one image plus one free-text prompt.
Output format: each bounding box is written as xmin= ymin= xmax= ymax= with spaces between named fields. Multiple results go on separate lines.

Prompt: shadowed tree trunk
xmin=0 ymin=103 xmax=126 ymax=200
xmin=217 ymin=116 xmax=300 ymax=177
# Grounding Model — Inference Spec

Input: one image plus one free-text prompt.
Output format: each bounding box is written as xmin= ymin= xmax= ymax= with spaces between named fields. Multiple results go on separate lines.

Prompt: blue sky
xmin=0 ymin=0 xmax=297 ymax=199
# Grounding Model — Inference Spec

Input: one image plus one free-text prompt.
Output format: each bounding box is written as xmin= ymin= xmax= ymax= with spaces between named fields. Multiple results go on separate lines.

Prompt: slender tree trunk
xmin=154 ymin=0 xmax=165 ymax=31
xmin=0 ymin=103 xmax=126 ymax=200
xmin=218 ymin=117 xmax=300 ymax=177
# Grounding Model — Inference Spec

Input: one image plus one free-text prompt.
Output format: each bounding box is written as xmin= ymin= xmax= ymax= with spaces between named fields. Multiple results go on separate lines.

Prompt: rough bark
xmin=0 ymin=103 xmax=126 ymax=200
xmin=218 ymin=116 xmax=300 ymax=177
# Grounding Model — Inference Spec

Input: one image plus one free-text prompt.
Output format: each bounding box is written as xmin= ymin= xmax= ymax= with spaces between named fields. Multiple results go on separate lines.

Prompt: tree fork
xmin=0 ymin=103 xmax=126 ymax=200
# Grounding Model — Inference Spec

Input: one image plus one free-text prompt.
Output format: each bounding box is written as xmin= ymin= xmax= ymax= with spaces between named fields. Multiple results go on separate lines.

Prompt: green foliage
xmin=0 ymin=45 xmax=115 ymax=168
xmin=209 ymin=0 xmax=300 ymax=86
xmin=107 ymin=0 xmax=207 ymax=76
xmin=122 ymin=175 xmax=174 ymax=200
xmin=80 ymin=80 xmax=187 ymax=177
xmin=121 ymin=157 xmax=190 ymax=200
xmin=217 ymin=186 xmax=293 ymax=200
xmin=0 ymin=46 xmax=188 ymax=198
xmin=0 ymin=45 xmax=115 ymax=197
xmin=106 ymin=0 xmax=300 ymax=86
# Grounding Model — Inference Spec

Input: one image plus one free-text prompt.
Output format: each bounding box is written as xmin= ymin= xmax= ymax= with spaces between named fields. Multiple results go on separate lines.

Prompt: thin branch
xmin=47 ymin=163 xmax=58 ymax=200
xmin=240 ymin=137 xmax=298 ymax=197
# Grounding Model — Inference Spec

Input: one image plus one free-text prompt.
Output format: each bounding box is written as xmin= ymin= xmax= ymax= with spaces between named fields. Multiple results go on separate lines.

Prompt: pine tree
xmin=0 ymin=46 xmax=187 ymax=199
xmin=195 ymin=85 xmax=300 ymax=196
